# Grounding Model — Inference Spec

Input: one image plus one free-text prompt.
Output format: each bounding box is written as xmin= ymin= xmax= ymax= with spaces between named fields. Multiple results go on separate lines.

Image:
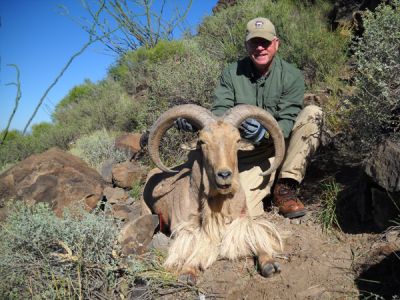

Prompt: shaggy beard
xmin=164 ymin=216 xmax=283 ymax=272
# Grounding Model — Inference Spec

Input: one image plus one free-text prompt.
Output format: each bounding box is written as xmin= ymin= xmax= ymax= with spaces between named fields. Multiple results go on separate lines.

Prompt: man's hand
xmin=174 ymin=118 xmax=198 ymax=132
xmin=239 ymin=118 xmax=268 ymax=143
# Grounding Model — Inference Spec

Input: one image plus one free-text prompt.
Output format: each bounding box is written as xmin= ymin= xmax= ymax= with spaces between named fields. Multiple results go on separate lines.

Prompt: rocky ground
xmin=154 ymin=157 xmax=400 ymax=300
xmin=193 ymin=212 xmax=400 ymax=300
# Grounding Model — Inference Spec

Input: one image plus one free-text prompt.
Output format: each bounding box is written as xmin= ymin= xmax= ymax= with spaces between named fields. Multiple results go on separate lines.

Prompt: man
xmin=176 ymin=17 xmax=322 ymax=219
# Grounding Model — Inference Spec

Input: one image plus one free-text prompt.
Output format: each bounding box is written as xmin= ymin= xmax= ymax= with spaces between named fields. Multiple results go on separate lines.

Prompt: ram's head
xmin=148 ymin=104 xmax=285 ymax=196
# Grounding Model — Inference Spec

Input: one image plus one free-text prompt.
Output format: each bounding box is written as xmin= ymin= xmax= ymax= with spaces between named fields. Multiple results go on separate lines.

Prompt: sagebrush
xmin=342 ymin=0 xmax=400 ymax=160
xmin=69 ymin=129 xmax=131 ymax=170
xmin=0 ymin=201 xmax=198 ymax=299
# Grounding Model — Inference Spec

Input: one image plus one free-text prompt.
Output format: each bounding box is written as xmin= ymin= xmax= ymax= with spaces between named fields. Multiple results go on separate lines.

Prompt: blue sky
xmin=0 ymin=0 xmax=215 ymax=132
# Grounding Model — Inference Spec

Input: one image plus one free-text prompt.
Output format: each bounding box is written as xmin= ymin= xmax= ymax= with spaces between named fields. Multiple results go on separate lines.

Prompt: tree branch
xmin=1 ymin=64 xmax=21 ymax=145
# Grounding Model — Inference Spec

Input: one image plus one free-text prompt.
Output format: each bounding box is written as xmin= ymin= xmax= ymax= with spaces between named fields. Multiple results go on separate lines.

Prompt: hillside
xmin=0 ymin=0 xmax=399 ymax=299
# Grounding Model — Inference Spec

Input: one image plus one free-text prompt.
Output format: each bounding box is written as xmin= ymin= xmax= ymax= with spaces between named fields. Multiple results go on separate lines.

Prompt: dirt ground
xmin=151 ymin=159 xmax=400 ymax=299
xmin=190 ymin=210 xmax=400 ymax=300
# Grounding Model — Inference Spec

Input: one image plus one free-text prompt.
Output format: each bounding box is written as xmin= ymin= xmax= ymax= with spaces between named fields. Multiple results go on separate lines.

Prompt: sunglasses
xmin=247 ymin=39 xmax=274 ymax=49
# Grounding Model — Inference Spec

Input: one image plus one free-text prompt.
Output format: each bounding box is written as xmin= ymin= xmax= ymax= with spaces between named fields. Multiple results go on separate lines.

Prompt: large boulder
xmin=0 ymin=147 xmax=104 ymax=218
xmin=115 ymin=133 xmax=143 ymax=159
xmin=112 ymin=161 xmax=146 ymax=189
xmin=364 ymin=140 xmax=400 ymax=193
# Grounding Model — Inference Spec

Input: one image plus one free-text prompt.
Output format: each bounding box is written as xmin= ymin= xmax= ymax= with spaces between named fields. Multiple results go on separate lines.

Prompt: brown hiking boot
xmin=273 ymin=178 xmax=306 ymax=219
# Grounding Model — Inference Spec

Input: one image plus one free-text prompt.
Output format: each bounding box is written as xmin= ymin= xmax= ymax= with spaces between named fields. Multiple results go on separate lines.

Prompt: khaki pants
xmin=239 ymin=105 xmax=323 ymax=217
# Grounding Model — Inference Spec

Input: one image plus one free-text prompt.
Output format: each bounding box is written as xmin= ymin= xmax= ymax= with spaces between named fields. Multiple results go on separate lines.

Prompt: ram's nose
xmin=217 ymin=170 xmax=232 ymax=181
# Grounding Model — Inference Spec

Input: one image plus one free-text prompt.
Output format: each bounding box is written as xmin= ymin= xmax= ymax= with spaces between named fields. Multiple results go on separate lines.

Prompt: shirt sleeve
xmin=276 ymin=71 xmax=305 ymax=138
xmin=211 ymin=67 xmax=235 ymax=116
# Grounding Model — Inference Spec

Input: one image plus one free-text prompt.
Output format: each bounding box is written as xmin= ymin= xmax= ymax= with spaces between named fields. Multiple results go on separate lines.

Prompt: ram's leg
xmin=178 ymin=265 xmax=199 ymax=285
xmin=257 ymin=250 xmax=281 ymax=277
xmin=164 ymin=221 xmax=219 ymax=282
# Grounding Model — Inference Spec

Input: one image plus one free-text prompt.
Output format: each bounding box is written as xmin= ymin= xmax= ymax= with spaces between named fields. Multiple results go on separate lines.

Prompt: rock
xmin=112 ymin=204 xmax=133 ymax=220
xmin=119 ymin=214 xmax=159 ymax=256
xmin=126 ymin=200 xmax=142 ymax=222
xmin=385 ymin=230 xmax=399 ymax=244
xmin=290 ymin=218 xmax=301 ymax=225
xmin=112 ymin=161 xmax=146 ymax=189
xmin=114 ymin=133 xmax=143 ymax=158
xmin=100 ymin=158 xmax=114 ymax=183
xmin=0 ymin=147 xmax=104 ymax=219
xmin=148 ymin=232 xmax=170 ymax=252
xmin=370 ymin=187 xmax=399 ymax=230
xmin=103 ymin=186 xmax=129 ymax=204
xmin=364 ymin=140 xmax=400 ymax=192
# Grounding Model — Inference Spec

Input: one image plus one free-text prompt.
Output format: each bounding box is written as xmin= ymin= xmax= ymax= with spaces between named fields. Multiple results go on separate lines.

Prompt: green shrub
xmin=108 ymin=40 xmax=187 ymax=95
xmin=0 ymin=134 xmax=36 ymax=171
xmin=0 ymin=124 xmax=78 ymax=171
xmin=0 ymin=202 xmax=196 ymax=299
xmin=54 ymin=79 xmax=95 ymax=113
xmin=53 ymin=79 xmax=143 ymax=134
xmin=70 ymin=129 xmax=131 ymax=169
xmin=31 ymin=122 xmax=53 ymax=138
xmin=149 ymin=40 xmax=222 ymax=109
xmin=344 ymin=1 xmax=400 ymax=158
xmin=0 ymin=202 xmax=120 ymax=299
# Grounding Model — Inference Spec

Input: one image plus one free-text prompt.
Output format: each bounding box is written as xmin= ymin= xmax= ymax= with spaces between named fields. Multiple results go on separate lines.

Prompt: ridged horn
xmin=148 ymin=104 xmax=216 ymax=173
xmin=224 ymin=104 xmax=285 ymax=176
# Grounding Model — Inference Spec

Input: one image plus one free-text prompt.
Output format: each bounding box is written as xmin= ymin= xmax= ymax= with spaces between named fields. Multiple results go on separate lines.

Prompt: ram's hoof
xmin=178 ymin=273 xmax=197 ymax=285
xmin=260 ymin=261 xmax=281 ymax=277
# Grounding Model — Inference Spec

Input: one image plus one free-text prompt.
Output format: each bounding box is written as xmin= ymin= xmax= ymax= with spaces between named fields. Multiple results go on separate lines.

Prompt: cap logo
xmin=255 ymin=20 xmax=264 ymax=28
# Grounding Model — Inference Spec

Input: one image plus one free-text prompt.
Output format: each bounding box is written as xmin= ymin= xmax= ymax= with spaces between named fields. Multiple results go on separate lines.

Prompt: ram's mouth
xmin=216 ymin=183 xmax=231 ymax=190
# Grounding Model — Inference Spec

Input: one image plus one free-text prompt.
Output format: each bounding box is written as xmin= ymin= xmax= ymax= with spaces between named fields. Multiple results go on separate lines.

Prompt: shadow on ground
xmin=356 ymin=251 xmax=400 ymax=299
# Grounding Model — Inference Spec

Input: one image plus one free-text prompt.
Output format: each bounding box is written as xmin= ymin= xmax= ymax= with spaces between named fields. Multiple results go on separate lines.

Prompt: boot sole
xmin=283 ymin=210 xmax=306 ymax=219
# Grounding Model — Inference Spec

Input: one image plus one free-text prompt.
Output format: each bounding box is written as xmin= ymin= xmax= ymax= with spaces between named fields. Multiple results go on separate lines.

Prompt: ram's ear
xmin=180 ymin=138 xmax=199 ymax=151
xmin=238 ymin=139 xmax=255 ymax=151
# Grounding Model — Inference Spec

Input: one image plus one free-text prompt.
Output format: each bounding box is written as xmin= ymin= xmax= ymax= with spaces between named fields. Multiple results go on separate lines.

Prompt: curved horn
xmin=224 ymin=105 xmax=285 ymax=176
xmin=148 ymin=104 xmax=215 ymax=173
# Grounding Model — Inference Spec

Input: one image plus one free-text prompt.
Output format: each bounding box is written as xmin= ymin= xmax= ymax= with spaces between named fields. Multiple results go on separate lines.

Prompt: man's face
xmin=246 ymin=37 xmax=279 ymax=71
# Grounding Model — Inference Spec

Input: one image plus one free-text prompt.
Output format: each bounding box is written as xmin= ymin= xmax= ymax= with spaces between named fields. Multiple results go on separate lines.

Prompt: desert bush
xmin=70 ymin=129 xmax=131 ymax=169
xmin=149 ymin=40 xmax=222 ymax=109
xmin=54 ymin=79 xmax=95 ymax=114
xmin=0 ymin=202 xmax=120 ymax=299
xmin=0 ymin=134 xmax=36 ymax=171
xmin=0 ymin=123 xmax=78 ymax=171
xmin=53 ymin=79 xmax=142 ymax=134
xmin=108 ymin=40 xmax=187 ymax=95
xmin=343 ymin=0 xmax=400 ymax=158
xmin=0 ymin=201 xmax=196 ymax=299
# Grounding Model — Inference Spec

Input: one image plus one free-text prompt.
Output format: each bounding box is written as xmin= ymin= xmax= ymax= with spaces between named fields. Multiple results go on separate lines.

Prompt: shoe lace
xmin=277 ymin=181 xmax=300 ymax=202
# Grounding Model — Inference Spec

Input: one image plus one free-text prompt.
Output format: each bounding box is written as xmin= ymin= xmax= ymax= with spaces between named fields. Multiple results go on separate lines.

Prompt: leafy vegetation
xmin=0 ymin=202 xmax=119 ymax=299
xmin=69 ymin=129 xmax=131 ymax=170
xmin=343 ymin=0 xmax=400 ymax=159
xmin=0 ymin=202 xmax=197 ymax=299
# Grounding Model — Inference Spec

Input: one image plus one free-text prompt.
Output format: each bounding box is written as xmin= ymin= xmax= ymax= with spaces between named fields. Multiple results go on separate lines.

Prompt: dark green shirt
xmin=211 ymin=55 xmax=304 ymax=138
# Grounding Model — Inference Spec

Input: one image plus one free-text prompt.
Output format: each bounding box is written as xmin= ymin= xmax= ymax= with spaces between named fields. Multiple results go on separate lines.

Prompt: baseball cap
xmin=245 ymin=17 xmax=276 ymax=42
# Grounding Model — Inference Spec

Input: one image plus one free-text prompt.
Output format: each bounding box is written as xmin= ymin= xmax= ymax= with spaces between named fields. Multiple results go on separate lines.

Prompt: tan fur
xmin=143 ymin=109 xmax=285 ymax=276
xmin=165 ymin=214 xmax=282 ymax=272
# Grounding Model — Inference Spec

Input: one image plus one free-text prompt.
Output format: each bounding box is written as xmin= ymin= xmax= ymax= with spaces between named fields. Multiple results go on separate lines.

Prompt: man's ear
xmin=244 ymin=41 xmax=250 ymax=53
xmin=274 ymin=37 xmax=280 ymax=51
xmin=238 ymin=139 xmax=255 ymax=151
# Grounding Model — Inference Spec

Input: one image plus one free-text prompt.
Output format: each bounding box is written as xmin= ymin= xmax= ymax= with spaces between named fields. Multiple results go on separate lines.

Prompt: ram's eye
xmin=198 ymin=140 xmax=206 ymax=146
